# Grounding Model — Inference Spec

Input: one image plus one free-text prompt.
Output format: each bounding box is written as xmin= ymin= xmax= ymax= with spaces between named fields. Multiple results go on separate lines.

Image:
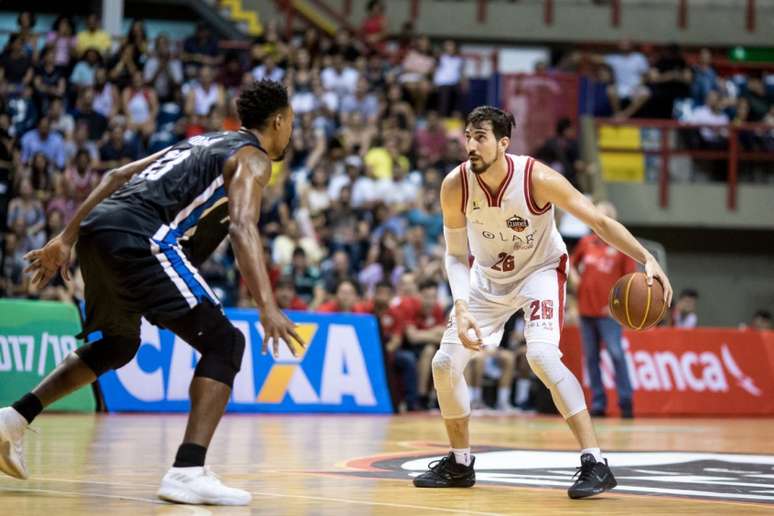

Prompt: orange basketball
xmin=608 ymin=272 xmax=667 ymax=330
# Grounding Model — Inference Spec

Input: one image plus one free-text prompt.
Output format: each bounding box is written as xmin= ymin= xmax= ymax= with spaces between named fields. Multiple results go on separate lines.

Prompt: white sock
xmin=581 ymin=448 xmax=603 ymax=462
xmin=468 ymin=386 xmax=482 ymax=403
xmin=452 ymin=448 xmax=472 ymax=466
xmin=497 ymin=387 xmax=510 ymax=407
xmin=516 ymin=379 xmax=531 ymax=404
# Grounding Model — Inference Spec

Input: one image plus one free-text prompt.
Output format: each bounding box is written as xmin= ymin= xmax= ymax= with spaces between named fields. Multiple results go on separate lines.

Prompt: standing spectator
xmin=434 ymin=40 xmax=465 ymax=117
xmin=21 ymin=117 xmax=66 ymax=169
xmin=641 ymin=43 xmax=692 ymax=119
xmin=16 ymin=12 xmax=39 ymax=59
xmin=122 ymin=70 xmax=158 ymax=140
xmin=1 ymin=34 xmax=34 ymax=95
xmin=33 ymin=48 xmax=66 ymax=112
xmin=70 ymin=48 xmax=102 ymax=89
xmin=126 ymin=20 xmax=149 ymax=58
xmin=46 ymin=16 xmax=77 ymax=73
xmin=317 ymin=278 xmax=360 ymax=313
xmin=144 ymin=35 xmax=183 ymax=103
xmin=182 ymin=23 xmax=222 ymax=76
xmin=76 ymin=14 xmax=112 ymax=57
xmin=570 ymin=201 xmax=637 ymax=418
xmin=692 ymin=48 xmax=718 ymax=105
xmin=671 ymin=289 xmax=698 ymax=328
xmin=360 ymin=0 xmax=388 ymax=52
xmin=108 ymin=42 xmax=141 ymax=89
xmin=399 ymin=279 xmax=447 ymax=408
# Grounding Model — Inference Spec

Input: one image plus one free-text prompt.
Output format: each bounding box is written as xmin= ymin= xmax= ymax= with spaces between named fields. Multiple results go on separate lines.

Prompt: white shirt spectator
xmin=673 ymin=311 xmax=698 ymax=329
xmin=605 ymin=52 xmax=649 ymax=98
xmin=252 ymin=64 xmax=285 ymax=83
xmin=340 ymin=92 xmax=379 ymax=119
xmin=434 ymin=53 xmax=464 ymax=87
xmin=321 ymin=66 xmax=359 ymax=98
xmin=685 ymin=105 xmax=729 ymax=142
xmin=383 ymin=177 xmax=419 ymax=208
xmin=351 ymin=176 xmax=381 ymax=208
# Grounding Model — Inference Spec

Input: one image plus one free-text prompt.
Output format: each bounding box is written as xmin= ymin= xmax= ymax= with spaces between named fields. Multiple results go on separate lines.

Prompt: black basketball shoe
xmin=567 ymin=453 xmax=617 ymax=499
xmin=413 ymin=452 xmax=476 ymax=488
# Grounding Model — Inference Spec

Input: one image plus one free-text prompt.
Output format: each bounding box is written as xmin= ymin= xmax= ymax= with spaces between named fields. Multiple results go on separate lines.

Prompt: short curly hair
xmin=236 ymin=79 xmax=289 ymax=130
xmin=466 ymin=106 xmax=515 ymax=141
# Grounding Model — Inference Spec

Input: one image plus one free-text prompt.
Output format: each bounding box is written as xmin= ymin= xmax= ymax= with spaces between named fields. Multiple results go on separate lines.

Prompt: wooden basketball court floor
xmin=2 ymin=413 xmax=774 ymax=515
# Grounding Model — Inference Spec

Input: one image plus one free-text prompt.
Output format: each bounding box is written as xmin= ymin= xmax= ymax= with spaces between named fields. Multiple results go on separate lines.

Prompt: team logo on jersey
xmin=472 ymin=200 xmax=482 ymax=211
xmin=507 ymin=215 xmax=529 ymax=232
xmin=341 ymin=447 xmax=774 ymax=504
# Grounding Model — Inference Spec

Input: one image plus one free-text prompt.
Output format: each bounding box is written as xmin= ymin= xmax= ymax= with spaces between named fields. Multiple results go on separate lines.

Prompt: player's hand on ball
xmin=261 ymin=306 xmax=306 ymax=358
xmin=23 ymin=234 xmax=73 ymax=288
xmin=455 ymin=303 xmax=482 ymax=351
xmin=644 ymin=255 xmax=673 ymax=307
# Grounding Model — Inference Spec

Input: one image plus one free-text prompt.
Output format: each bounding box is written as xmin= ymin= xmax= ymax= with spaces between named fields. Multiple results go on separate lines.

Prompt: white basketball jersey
xmin=460 ymin=154 xmax=567 ymax=286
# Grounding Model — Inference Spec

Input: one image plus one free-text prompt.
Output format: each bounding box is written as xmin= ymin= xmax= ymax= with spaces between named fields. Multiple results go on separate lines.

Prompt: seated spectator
xmin=751 ymin=310 xmax=772 ymax=331
xmin=99 ymin=122 xmax=139 ymax=170
xmin=46 ymin=16 xmax=77 ymax=72
xmin=400 ymin=36 xmax=436 ymax=114
xmin=64 ymin=149 xmax=99 ymax=204
xmin=365 ymin=136 xmax=409 ymax=181
xmin=92 ymin=67 xmax=119 ymax=119
xmin=317 ymin=278 xmax=360 ymax=313
xmin=641 ymin=44 xmax=692 ymax=119
xmin=399 ymin=279 xmax=446 ymax=408
xmin=360 ymin=0 xmax=388 ymax=52
xmin=434 ymin=40 xmax=465 ymax=117
xmin=338 ymin=113 xmax=376 ymax=157
xmin=741 ymin=76 xmax=773 ymax=122
xmin=467 ymin=341 xmax=517 ymax=412
xmin=671 ymin=289 xmax=698 ymax=328
xmin=275 ymin=276 xmax=309 ymax=311
xmin=329 ymin=29 xmax=362 ymax=63
xmin=49 ymin=98 xmax=74 ymax=140
xmin=1 ymin=33 xmax=34 ymax=95
xmin=272 ymin=220 xmax=323 ymax=268
xmin=251 ymin=55 xmax=284 ymax=83
xmin=534 ymin=117 xmax=588 ymax=191
xmin=21 ymin=117 xmax=65 ymax=169
xmin=300 ymin=165 xmax=332 ymax=217
xmin=74 ymin=88 xmax=109 ymax=142
xmin=7 ymin=178 xmax=46 ymax=254
xmin=108 ymin=42 xmax=141 ymax=89
xmin=185 ymin=65 xmax=225 ymax=122
xmin=64 ymin=121 xmax=100 ymax=166
xmin=33 ymin=48 xmax=66 ymax=113
xmin=25 ymin=152 xmax=54 ymax=203
xmin=76 ymin=14 xmax=113 ymax=57
xmin=144 ymin=35 xmax=183 ymax=103
xmin=414 ymin=111 xmax=447 ymax=165
xmin=340 ymin=77 xmax=379 ymax=123
xmin=15 ymin=12 xmax=39 ymax=59
xmin=1 ymin=233 xmax=26 ymax=297
xmin=321 ymin=53 xmax=359 ymax=100
xmin=7 ymin=85 xmax=38 ymax=138
xmin=684 ymin=90 xmax=729 ymax=148
xmin=182 ymin=23 xmax=222 ymax=76
xmin=599 ymin=39 xmax=650 ymax=119
xmin=282 ymin=247 xmax=321 ymax=305
xmin=125 ymin=20 xmax=149 ymax=59
xmin=122 ymin=70 xmax=158 ymax=139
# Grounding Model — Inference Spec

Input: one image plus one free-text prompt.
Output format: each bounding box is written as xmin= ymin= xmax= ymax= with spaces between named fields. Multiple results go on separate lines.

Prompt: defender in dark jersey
xmin=0 ymin=80 xmax=302 ymax=506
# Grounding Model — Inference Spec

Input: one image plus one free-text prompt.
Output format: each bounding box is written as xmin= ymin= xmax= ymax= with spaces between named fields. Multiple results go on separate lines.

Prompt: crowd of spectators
xmin=0 ymin=6 xmax=771 ymax=412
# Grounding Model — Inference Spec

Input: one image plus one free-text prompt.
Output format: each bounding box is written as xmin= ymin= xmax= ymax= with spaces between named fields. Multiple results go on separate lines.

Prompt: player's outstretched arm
xmin=441 ymin=169 xmax=482 ymax=350
xmin=24 ymin=147 xmax=169 ymax=287
xmin=531 ymin=160 xmax=673 ymax=306
xmin=226 ymin=147 xmax=305 ymax=357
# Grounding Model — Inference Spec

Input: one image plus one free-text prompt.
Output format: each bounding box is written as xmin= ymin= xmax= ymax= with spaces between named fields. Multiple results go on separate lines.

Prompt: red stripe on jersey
xmin=474 ymin=172 xmax=494 ymax=206
xmin=556 ymin=254 xmax=568 ymax=330
xmin=495 ymin=155 xmax=515 ymax=207
xmin=460 ymin=162 xmax=469 ymax=214
xmin=524 ymin=157 xmax=551 ymax=215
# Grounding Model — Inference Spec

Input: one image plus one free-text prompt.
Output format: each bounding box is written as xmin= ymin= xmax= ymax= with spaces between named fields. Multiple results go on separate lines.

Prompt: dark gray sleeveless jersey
xmin=81 ymin=129 xmax=265 ymax=254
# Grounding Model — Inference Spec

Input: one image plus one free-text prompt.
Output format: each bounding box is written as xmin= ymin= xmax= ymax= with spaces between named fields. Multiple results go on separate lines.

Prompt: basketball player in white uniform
xmin=413 ymin=106 xmax=672 ymax=498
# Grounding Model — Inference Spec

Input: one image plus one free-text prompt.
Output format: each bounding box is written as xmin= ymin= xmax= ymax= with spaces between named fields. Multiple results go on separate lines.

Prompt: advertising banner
xmin=0 ymin=300 xmax=95 ymax=412
xmin=98 ymin=309 xmax=393 ymax=413
xmin=561 ymin=326 xmax=774 ymax=416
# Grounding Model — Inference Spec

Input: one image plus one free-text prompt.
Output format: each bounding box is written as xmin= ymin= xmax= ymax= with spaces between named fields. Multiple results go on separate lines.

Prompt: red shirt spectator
xmin=571 ymin=234 xmax=637 ymax=318
xmin=317 ymin=279 xmax=359 ymax=313
xmin=361 ymin=1 xmax=388 ymax=52
xmin=275 ymin=277 xmax=309 ymax=311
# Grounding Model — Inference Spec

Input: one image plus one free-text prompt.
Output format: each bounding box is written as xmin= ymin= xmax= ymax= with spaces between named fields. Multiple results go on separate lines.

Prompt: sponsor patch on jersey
xmin=507 ymin=215 xmax=529 ymax=232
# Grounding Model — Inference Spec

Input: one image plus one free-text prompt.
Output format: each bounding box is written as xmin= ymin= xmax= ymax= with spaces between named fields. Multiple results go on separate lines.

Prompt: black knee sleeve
xmin=164 ymin=302 xmax=245 ymax=388
xmin=75 ymin=335 xmax=141 ymax=376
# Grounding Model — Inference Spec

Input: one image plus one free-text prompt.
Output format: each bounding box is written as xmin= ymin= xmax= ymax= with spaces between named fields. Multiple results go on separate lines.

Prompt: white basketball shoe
xmin=0 ymin=407 xmax=29 ymax=479
xmin=157 ymin=466 xmax=252 ymax=506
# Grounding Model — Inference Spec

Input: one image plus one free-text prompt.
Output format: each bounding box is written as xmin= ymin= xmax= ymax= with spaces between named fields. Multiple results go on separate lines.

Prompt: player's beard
xmin=469 ymin=151 xmax=499 ymax=174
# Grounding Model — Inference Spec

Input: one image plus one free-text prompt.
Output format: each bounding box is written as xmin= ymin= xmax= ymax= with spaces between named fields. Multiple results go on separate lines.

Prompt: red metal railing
xmin=594 ymin=118 xmax=774 ymax=211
